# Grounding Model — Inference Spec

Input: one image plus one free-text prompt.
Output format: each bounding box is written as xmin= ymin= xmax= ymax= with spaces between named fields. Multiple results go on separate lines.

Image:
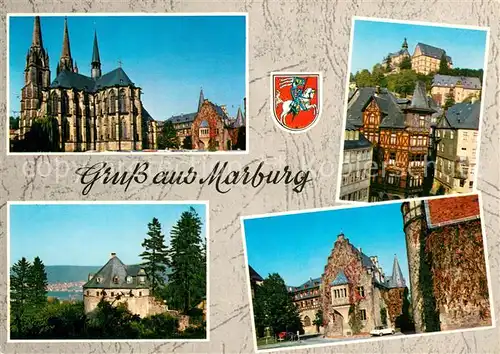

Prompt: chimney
xmin=110 ymin=252 xmax=116 ymax=258
xmin=359 ymin=247 xmax=362 ymax=255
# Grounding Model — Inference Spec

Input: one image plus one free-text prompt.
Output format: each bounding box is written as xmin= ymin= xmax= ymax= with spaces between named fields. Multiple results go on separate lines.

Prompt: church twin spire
xmin=49 ymin=16 xmax=101 ymax=78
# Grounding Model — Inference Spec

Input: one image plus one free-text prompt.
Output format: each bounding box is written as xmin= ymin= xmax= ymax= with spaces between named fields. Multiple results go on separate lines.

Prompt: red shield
xmin=271 ymin=73 xmax=321 ymax=132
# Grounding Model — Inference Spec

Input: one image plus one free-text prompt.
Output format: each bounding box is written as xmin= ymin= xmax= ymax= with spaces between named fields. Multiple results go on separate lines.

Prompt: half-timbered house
xmin=346 ymin=82 xmax=438 ymax=201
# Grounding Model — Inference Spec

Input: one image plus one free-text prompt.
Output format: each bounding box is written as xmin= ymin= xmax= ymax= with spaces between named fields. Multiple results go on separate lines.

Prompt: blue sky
xmin=350 ymin=19 xmax=488 ymax=74
xmin=9 ymin=15 xmax=246 ymax=119
xmin=10 ymin=203 xmax=206 ymax=266
xmin=243 ymin=203 xmax=409 ymax=288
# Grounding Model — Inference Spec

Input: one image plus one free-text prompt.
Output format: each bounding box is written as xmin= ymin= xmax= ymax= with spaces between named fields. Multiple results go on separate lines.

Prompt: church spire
xmin=57 ymin=16 xmax=74 ymax=75
xmin=402 ymin=37 xmax=408 ymax=50
xmin=74 ymin=61 xmax=79 ymax=73
xmin=31 ymin=16 xmax=43 ymax=48
xmin=197 ymin=87 xmax=205 ymax=112
xmin=390 ymin=255 xmax=406 ymax=288
xmin=235 ymin=106 xmax=245 ymax=127
xmin=91 ymin=30 xmax=102 ymax=79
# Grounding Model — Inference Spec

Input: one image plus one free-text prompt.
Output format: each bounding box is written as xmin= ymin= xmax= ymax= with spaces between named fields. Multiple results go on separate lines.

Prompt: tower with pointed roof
xmin=402 ymin=38 xmax=408 ymax=50
xmin=91 ymin=30 xmax=102 ymax=79
xmin=197 ymin=88 xmax=205 ymax=112
xmin=57 ymin=17 xmax=74 ymax=75
xmin=20 ymin=16 xmax=51 ymax=136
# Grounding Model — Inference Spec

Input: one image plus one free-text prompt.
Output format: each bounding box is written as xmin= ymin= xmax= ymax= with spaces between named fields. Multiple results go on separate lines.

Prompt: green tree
xmin=182 ymin=135 xmax=193 ymax=150
xmin=157 ymin=120 xmax=180 ymax=150
xmin=380 ymin=307 xmax=388 ymax=326
xmin=354 ymin=69 xmax=374 ymax=88
xmin=167 ymin=207 xmax=206 ymax=313
xmin=10 ymin=257 xmax=33 ymax=333
xmin=371 ymin=64 xmax=387 ymax=87
xmin=30 ymin=256 xmax=48 ymax=306
xmin=139 ymin=218 xmax=169 ymax=295
xmin=9 ymin=116 xmax=19 ymax=130
xmin=348 ymin=303 xmax=363 ymax=334
xmin=385 ymin=54 xmax=392 ymax=72
xmin=207 ymin=138 xmax=217 ymax=151
xmin=439 ymin=53 xmax=449 ymax=74
xmin=443 ymin=93 xmax=455 ymax=110
xmin=399 ymin=56 xmax=412 ymax=70
xmin=312 ymin=309 xmax=323 ymax=333
xmin=23 ymin=116 xmax=60 ymax=152
xmin=253 ymin=273 xmax=303 ymax=338
xmin=387 ymin=70 xmax=417 ymax=97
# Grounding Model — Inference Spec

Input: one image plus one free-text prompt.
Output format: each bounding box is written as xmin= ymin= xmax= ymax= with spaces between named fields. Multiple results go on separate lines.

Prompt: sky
xmin=350 ymin=19 xmax=488 ymax=74
xmin=9 ymin=203 xmax=206 ymax=266
xmin=243 ymin=202 xmax=409 ymax=288
xmin=9 ymin=15 xmax=246 ymax=119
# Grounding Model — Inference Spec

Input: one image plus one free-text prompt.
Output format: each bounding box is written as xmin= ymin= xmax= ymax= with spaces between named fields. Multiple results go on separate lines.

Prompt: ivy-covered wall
xmin=425 ymin=220 xmax=491 ymax=330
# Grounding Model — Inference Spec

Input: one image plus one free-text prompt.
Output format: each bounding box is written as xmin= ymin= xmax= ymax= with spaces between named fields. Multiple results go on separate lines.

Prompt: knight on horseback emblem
xmin=272 ymin=73 xmax=321 ymax=132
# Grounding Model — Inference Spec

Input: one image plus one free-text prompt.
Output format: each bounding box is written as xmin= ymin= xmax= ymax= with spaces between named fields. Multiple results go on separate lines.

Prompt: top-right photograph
xmin=339 ymin=17 xmax=489 ymax=203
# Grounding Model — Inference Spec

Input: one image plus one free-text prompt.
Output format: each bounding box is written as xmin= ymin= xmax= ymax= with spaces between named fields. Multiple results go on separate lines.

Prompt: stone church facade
xmin=83 ymin=253 xmax=166 ymax=318
xmin=289 ymin=233 xmax=408 ymax=336
xmin=19 ymin=16 xmax=157 ymax=152
xmin=402 ymin=195 xmax=491 ymax=332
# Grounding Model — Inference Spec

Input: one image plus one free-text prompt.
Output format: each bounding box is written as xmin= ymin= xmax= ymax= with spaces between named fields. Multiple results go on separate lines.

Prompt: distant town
xmin=341 ymin=36 xmax=484 ymax=202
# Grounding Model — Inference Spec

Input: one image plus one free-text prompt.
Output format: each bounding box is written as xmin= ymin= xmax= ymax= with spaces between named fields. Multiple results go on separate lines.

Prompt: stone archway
xmin=327 ymin=310 xmax=344 ymax=336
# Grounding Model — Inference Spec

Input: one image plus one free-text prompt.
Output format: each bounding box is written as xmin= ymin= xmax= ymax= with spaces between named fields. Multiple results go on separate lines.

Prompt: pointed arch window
xmin=108 ymin=90 xmax=116 ymax=114
xmin=118 ymin=89 xmax=126 ymax=113
xmin=122 ymin=121 xmax=128 ymax=140
xmin=61 ymin=92 xmax=69 ymax=116
xmin=49 ymin=91 xmax=58 ymax=116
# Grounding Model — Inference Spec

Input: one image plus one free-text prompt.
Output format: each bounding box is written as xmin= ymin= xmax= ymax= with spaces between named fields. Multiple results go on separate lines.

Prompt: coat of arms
xmin=272 ymin=72 xmax=321 ymax=132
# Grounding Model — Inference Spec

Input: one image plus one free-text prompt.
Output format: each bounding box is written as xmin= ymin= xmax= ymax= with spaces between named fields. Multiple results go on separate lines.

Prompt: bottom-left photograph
xmin=7 ymin=201 xmax=208 ymax=341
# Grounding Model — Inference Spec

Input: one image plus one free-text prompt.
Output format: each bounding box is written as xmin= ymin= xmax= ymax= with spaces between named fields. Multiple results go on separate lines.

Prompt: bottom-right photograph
xmin=241 ymin=193 xmax=494 ymax=352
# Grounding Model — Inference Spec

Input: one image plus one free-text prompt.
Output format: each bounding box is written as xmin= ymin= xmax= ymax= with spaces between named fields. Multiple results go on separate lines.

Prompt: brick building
xmin=288 ymin=234 xmax=408 ymax=336
xmin=164 ymin=89 xmax=246 ymax=151
xmin=402 ymin=195 xmax=491 ymax=333
xmin=19 ymin=16 xmax=157 ymax=152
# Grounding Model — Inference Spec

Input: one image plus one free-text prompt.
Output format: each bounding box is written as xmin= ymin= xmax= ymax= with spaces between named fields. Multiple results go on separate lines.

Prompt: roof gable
xmin=83 ymin=255 xmax=150 ymax=289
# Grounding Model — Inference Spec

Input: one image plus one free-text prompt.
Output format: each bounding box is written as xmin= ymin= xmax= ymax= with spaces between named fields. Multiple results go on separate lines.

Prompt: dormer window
xmin=126 ymin=276 xmax=133 ymax=284
xmin=96 ymin=277 xmax=102 ymax=284
xmin=139 ymin=276 xmax=145 ymax=284
xmin=113 ymin=276 xmax=119 ymax=284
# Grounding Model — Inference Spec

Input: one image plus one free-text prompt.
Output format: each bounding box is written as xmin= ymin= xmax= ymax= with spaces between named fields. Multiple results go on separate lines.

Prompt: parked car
xmin=370 ymin=326 xmax=395 ymax=336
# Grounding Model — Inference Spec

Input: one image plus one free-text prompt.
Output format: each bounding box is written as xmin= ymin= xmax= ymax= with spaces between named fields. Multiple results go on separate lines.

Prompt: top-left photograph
xmin=7 ymin=14 xmax=248 ymax=154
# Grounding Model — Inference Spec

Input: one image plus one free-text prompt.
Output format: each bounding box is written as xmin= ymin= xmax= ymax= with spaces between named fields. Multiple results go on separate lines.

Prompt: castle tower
xmin=91 ymin=30 xmax=102 ymax=79
xmin=402 ymin=37 xmax=408 ymax=50
xmin=20 ymin=16 xmax=51 ymax=136
xmin=390 ymin=255 xmax=406 ymax=288
xmin=401 ymin=200 xmax=426 ymax=332
xmin=197 ymin=88 xmax=205 ymax=112
xmin=57 ymin=17 xmax=74 ymax=75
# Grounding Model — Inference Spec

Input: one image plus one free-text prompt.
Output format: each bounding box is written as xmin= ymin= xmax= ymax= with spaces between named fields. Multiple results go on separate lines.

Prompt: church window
xmin=49 ymin=92 xmax=58 ymax=116
xmin=108 ymin=91 xmax=116 ymax=114
xmin=359 ymin=309 xmax=367 ymax=321
xmin=118 ymin=89 xmax=126 ymax=113
xmin=303 ymin=316 xmax=311 ymax=327
xmin=122 ymin=121 xmax=128 ymax=140
xmin=61 ymin=92 xmax=69 ymax=116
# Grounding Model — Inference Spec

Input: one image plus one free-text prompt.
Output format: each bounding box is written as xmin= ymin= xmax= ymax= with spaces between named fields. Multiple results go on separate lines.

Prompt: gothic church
xmin=20 ymin=16 xmax=157 ymax=152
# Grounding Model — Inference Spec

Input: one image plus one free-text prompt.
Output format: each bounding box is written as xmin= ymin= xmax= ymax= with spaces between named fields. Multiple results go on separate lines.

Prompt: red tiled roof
xmin=425 ymin=195 xmax=480 ymax=229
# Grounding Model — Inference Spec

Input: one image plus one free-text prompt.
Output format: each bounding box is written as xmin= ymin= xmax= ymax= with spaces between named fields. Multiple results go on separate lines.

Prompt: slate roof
xmin=347 ymin=83 xmax=436 ymax=129
xmin=331 ymin=270 xmax=349 ymax=286
xmin=438 ymin=101 xmax=480 ymax=130
xmin=83 ymin=255 xmax=150 ymax=289
xmin=289 ymin=277 xmax=321 ymax=292
xmin=344 ymin=132 xmax=372 ymax=150
xmin=415 ymin=43 xmax=453 ymax=64
xmin=386 ymin=48 xmax=410 ymax=59
xmin=50 ymin=67 xmax=134 ymax=92
xmin=167 ymin=112 xmax=197 ymax=125
xmin=141 ymin=107 xmax=154 ymax=123
xmin=424 ymin=195 xmax=480 ymax=229
xmin=249 ymin=266 xmax=263 ymax=282
xmin=385 ymin=256 xmax=406 ymax=288
xmin=432 ymin=74 xmax=481 ymax=90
